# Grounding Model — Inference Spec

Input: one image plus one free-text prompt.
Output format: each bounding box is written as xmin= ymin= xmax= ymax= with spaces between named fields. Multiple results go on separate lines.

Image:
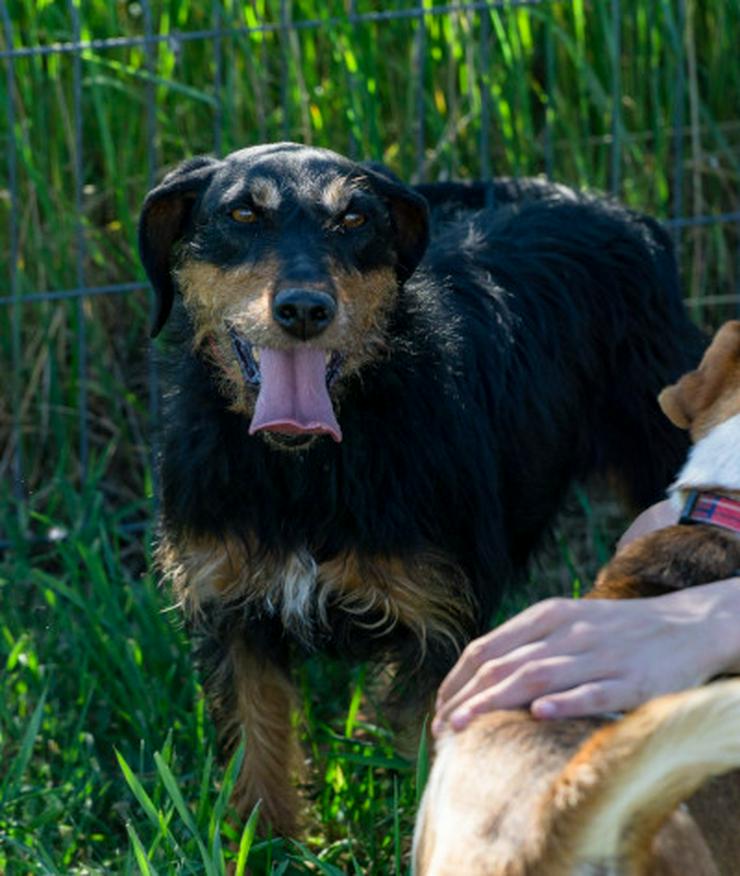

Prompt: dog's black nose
xmin=272 ymin=289 xmax=337 ymax=340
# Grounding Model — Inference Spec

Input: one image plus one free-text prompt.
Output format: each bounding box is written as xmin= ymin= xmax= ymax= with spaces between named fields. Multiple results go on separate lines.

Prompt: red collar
xmin=679 ymin=490 xmax=740 ymax=535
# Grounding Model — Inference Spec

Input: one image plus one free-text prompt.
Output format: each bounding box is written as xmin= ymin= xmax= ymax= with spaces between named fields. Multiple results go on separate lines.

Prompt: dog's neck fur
xmin=670 ymin=411 xmax=740 ymax=510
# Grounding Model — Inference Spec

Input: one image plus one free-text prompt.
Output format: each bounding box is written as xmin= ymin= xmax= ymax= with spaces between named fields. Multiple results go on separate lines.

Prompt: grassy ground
xmin=0 ymin=509 xmax=422 ymax=874
xmin=1 ymin=1 xmax=739 ymax=872
xmin=0 ymin=482 xmax=623 ymax=875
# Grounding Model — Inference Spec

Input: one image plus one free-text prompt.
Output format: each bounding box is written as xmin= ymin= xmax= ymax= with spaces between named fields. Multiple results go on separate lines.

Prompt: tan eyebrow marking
xmin=249 ymin=177 xmax=282 ymax=210
xmin=320 ymin=176 xmax=358 ymax=214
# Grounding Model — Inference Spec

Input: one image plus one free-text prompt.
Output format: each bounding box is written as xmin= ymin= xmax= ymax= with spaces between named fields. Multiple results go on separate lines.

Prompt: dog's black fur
xmin=138 ymin=143 xmax=705 ymax=832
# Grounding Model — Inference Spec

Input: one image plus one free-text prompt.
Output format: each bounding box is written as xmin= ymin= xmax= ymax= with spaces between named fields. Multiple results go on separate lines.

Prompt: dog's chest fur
xmin=158 ymin=534 xmax=474 ymax=656
xmin=670 ymin=412 xmax=740 ymax=508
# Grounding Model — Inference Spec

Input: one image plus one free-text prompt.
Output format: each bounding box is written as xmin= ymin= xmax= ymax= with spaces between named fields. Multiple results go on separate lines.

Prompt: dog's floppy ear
xmin=658 ymin=382 xmax=693 ymax=429
xmin=658 ymin=320 xmax=740 ymax=430
xmin=139 ymin=156 xmax=221 ymax=337
xmin=364 ymin=165 xmax=430 ymax=284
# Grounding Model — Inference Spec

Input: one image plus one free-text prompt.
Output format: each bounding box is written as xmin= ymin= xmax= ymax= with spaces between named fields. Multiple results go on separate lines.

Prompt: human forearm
xmin=695 ymin=576 xmax=740 ymax=676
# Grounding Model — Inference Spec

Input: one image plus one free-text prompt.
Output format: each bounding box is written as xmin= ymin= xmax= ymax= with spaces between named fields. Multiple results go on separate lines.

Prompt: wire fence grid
xmin=1 ymin=0 xmax=738 ymax=548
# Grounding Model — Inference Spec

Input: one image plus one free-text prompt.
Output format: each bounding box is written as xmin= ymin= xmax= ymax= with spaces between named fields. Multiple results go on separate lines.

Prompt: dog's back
xmin=421 ymin=180 xmax=705 ymax=514
xmin=414 ymin=681 xmax=740 ymax=875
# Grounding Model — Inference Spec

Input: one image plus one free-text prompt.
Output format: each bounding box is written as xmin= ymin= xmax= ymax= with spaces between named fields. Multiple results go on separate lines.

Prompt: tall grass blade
xmin=415 ymin=717 xmax=430 ymax=804
xmin=0 ymin=689 xmax=47 ymax=804
xmin=234 ymin=801 xmax=262 ymax=876
xmin=126 ymin=823 xmax=160 ymax=876
xmin=116 ymin=748 xmax=161 ymax=830
xmin=153 ymin=751 xmax=217 ymax=876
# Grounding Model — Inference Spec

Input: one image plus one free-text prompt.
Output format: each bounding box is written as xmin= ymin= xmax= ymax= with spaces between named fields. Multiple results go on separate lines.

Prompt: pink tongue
xmin=249 ymin=347 xmax=342 ymax=442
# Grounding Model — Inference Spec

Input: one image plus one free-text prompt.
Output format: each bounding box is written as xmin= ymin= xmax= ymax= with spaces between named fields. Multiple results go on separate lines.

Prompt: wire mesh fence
xmin=1 ymin=0 xmax=738 ymax=548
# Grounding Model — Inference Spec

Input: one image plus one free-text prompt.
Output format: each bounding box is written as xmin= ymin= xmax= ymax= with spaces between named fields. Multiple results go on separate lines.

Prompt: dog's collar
xmin=679 ymin=490 xmax=740 ymax=535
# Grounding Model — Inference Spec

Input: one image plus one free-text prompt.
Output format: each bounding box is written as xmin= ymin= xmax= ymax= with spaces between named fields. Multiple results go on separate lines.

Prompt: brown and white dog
xmin=414 ymin=681 xmax=740 ymax=875
xmin=590 ymin=319 xmax=740 ymax=601
xmin=413 ymin=321 xmax=740 ymax=875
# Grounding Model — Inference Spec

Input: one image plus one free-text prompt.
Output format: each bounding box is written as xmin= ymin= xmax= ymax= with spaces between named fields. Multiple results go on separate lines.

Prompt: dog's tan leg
xmin=205 ymin=634 xmax=305 ymax=835
xmin=159 ymin=534 xmax=307 ymax=833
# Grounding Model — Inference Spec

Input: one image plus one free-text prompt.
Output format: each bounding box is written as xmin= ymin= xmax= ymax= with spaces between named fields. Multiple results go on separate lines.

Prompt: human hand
xmin=616 ymin=498 xmax=677 ymax=550
xmin=432 ymin=579 xmax=740 ymax=735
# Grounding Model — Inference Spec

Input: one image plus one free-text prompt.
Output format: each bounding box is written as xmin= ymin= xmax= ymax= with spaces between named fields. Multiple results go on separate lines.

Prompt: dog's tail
xmin=413 ymin=680 xmax=740 ymax=875
xmin=542 ymin=679 xmax=740 ymax=871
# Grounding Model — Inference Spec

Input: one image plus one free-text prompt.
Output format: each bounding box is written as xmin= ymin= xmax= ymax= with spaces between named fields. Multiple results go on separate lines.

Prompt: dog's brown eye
xmin=231 ymin=207 xmax=258 ymax=224
xmin=340 ymin=211 xmax=366 ymax=230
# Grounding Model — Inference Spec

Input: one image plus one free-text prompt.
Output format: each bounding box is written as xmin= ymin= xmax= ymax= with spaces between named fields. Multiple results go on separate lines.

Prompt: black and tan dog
xmin=138 ymin=143 xmax=704 ymax=833
xmin=414 ymin=322 xmax=740 ymax=875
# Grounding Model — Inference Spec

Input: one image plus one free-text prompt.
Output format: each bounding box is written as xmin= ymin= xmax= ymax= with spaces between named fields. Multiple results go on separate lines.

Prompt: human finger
xmin=433 ymin=640 xmax=548 ymax=734
xmin=616 ymin=499 xmax=677 ymax=551
xmin=436 ymin=598 xmax=578 ymax=709
xmin=531 ymin=678 xmax=639 ymax=720
xmin=442 ymin=653 xmax=605 ymax=733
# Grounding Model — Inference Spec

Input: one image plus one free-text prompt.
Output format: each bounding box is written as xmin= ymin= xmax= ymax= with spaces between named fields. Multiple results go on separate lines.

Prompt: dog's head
xmin=138 ymin=143 xmax=429 ymax=448
xmin=659 ymin=320 xmax=740 ymax=442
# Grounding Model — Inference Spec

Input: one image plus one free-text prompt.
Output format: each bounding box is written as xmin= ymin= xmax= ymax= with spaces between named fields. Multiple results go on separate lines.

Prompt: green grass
xmin=0 ymin=477 xmax=621 ymax=874
xmin=2 ymin=0 xmax=739 ymax=509
xmin=0 ymin=505 xmax=427 ymax=874
xmin=0 ymin=0 xmax=739 ymax=872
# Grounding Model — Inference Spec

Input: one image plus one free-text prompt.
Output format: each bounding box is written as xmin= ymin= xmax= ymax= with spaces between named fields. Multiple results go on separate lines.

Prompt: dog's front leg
xmin=197 ymin=626 xmax=305 ymax=835
xmin=159 ymin=535 xmax=307 ymax=832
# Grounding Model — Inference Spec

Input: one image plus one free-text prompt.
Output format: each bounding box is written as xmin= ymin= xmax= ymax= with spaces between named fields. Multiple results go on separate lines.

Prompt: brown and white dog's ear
xmin=658 ymin=320 xmax=740 ymax=436
xmin=139 ymin=156 xmax=221 ymax=337
xmin=658 ymin=381 xmax=694 ymax=429
xmin=542 ymin=679 xmax=740 ymax=872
